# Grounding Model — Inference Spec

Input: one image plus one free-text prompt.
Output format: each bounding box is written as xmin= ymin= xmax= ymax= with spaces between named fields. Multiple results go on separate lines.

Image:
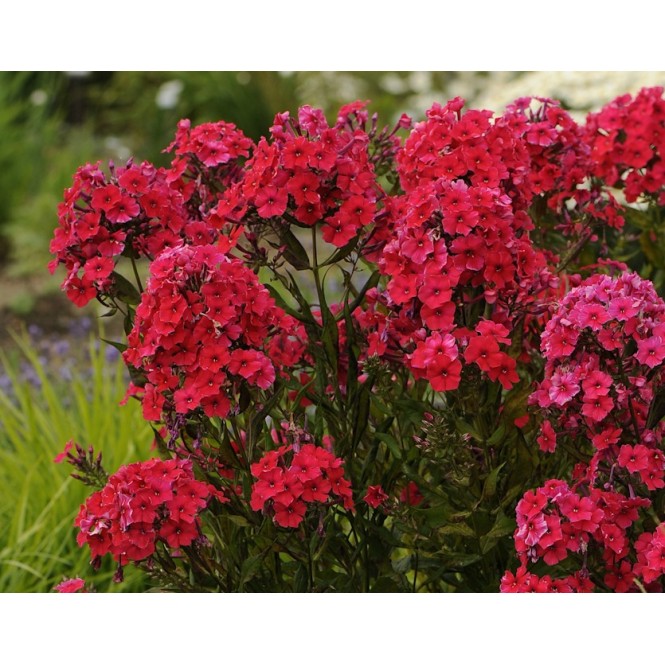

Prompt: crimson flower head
xmin=250 ymin=441 xmax=354 ymax=528
xmin=75 ymin=457 xmax=222 ymax=579
xmin=123 ymin=244 xmax=305 ymax=422
xmin=364 ymin=485 xmax=389 ymax=509
xmin=215 ymin=102 xmax=386 ymax=249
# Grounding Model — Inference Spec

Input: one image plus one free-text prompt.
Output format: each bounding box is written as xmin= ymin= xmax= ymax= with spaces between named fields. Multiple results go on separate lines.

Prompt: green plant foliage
xmin=0 ymin=331 xmax=154 ymax=592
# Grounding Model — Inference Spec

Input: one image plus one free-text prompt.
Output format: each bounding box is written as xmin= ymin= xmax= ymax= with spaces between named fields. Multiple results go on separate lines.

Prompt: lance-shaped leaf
xmin=275 ymin=226 xmax=311 ymax=271
xmin=110 ymin=271 xmax=141 ymax=305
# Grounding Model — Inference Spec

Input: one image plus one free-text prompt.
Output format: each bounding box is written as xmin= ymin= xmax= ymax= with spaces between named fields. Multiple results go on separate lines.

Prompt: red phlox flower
xmin=54 ymin=578 xmax=87 ymax=593
xmin=364 ymin=485 xmax=389 ymax=509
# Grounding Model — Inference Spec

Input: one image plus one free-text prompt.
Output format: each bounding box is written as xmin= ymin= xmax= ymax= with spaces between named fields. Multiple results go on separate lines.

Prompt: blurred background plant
xmin=0 ymin=320 xmax=153 ymax=592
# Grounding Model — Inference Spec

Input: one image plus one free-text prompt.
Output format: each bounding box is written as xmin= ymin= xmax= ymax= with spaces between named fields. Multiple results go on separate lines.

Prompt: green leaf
xmin=479 ymin=512 xmax=516 ymax=554
xmin=276 ymin=226 xmax=310 ymax=271
xmin=225 ymin=515 xmax=250 ymax=528
xmin=294 ymin=564 xmax=309 ymax=592
xmin=439 ymin=523 xmax=476 ymax=538
xmin=505 ymin=434 xmax=540 ymax=494
xmin=392 ymin=555 xmax=411 ymax=574
xmin=375 ymin=432 xmax=402 ymax=460
xmin=501 ymin=382 xmax=533 ymax=426
xmin=487 ymin=423 xmax=507 ymax=447
xmin=263 ymin=284 xmax=310 ymax=324
xmin=344 ymin=270 xmax=380 ymax=317
xmin=647 ymin=387 xmax=665 ymax=429
xmin=439 ymin=552 xmax=483 ymax=568
xmin=123 ymin=308 xmax=136 ymax=336
xmin=110 ymin=271 xmax=141 ymax=305
xmin=351 ymin=385 xmax=371 ymax=450
xmin=342 ymin=299 xmax=359 ymax=400
xmin=481 ymin=462 xmax=506 ymax=502
xmin=239 ymin=554 xmax=263 ymax=587
xmin=320 ymin=306 xmax=339 ymax=370
xmin=286 ymin=270 xmax=314 ymax=318
xmin=500 ymin=485 xmax=525 ymax=511
xmin=100 ymin=338 xmax=127 ymax=354
xmin=151 ymin=425 xmax=168 ymax=455
xmin=421 ymin=505 xmax=450 ymax=529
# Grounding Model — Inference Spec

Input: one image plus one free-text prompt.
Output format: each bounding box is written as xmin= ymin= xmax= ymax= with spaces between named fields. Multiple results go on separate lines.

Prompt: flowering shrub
xmin=51 ymin=87 xmax=665 ymax=592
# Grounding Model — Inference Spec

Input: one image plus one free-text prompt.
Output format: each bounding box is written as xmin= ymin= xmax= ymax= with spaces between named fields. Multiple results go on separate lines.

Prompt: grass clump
xmin=0 ymin=327 xmax=154 ymax=592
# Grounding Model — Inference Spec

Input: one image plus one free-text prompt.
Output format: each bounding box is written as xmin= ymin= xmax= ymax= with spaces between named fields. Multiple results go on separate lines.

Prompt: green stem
xmin=311 ymin=226 xmax=324 ymax=308
xmin=307 ymin=539 xmax=315 ymax=591
xmin=130 ymin=254 xmax=144 ymax=293
xmin=412 ymin=549 xmax=419 ymax=593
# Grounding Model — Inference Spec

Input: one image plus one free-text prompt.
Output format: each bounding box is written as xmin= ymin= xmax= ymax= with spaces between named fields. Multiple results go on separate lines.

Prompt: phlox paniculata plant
xmin=50 ymin=88 xmax=665 ymax=592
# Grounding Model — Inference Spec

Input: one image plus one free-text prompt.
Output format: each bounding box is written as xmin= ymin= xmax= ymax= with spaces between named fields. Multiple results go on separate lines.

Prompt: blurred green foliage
xmin=0 ymin=330 xmax=154 ymax=592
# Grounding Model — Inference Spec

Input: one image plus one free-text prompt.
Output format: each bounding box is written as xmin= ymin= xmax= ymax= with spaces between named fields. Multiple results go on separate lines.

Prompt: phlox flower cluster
xmin=123 ymin=244 xmax=306 ymax=422
xmin=250 ymin=441 xmax=354 ymax=529
xmin=359 ymin=97 xmax=555 ymax=392
xmin=501 ymin=96 xmax=624 ymax=232
xmin=75 ymin=458 xmax=222 ymax=573
xmin=531 ymin=272 xmax=665 ymax=462
xmin=586 ymin=86 xmax=665 ymax=204
xmin=214 ymin=102 xmax=388 ymax=247
xmin=502 ymin=480 xmax=648 ymax=592
xmin=166 ymin=118 xmax=254 ymax=196
xmin=49 ymin=120 xmax=253 ymax=308
xmin=505 ymin=272 xmax=665 ymax=591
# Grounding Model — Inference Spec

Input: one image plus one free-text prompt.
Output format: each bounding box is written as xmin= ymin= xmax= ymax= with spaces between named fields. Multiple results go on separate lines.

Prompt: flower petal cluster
xmin=250 ymin=442 xmax=354 ymax=528
xmin=586 ymin=86 xmax=665 ymax=204
xmin=214 ymin=103 xmax=384 ymax=247
xmin=75 ymin=458 xmax=221 ymax=571
xmin=506 ymin=272 xmax=665 ymax=591
xmin=531 ymin=272 xmax=665 ymax=457
xmin=50 ymin=119 xmax=254 ymax=307
xmin=362 ymin=97 xmax=555 ymax=392
xmin=123 ymin=244 xmax=305 ymax=421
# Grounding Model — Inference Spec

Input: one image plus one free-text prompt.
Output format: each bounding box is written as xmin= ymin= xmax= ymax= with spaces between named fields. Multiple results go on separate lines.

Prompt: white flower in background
xmin=380 ymin=73 xmax=409 ymax=95
xmin=472 ymin=71 xmax=665 ymax=117
xmin=30 ymin=89 xmax=47 ymax=106
xmin=394 ymin=72 xmax=664 ymax=124
xmin=408 ymin=71 xmax=432 ymax=94
xmin=155 ymin=79 xmax=184 ymax=110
